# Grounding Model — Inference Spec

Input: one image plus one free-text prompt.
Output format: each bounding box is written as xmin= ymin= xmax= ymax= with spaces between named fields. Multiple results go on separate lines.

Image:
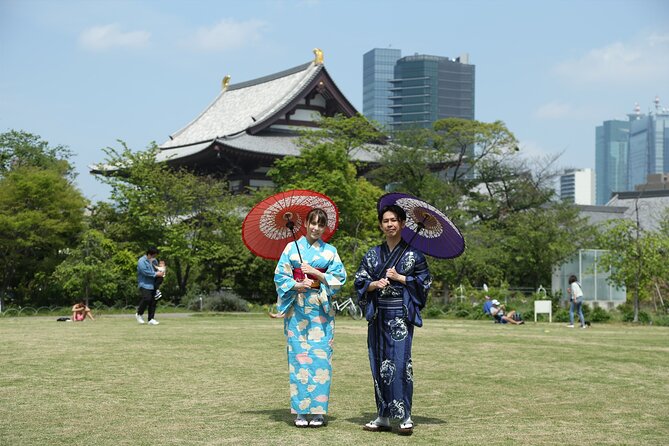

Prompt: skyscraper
xmin=362 ymin=48 xmax=402 ymax=129
xmin=363 ymin=49 xmax=475 ymax=130
xmin=627 ymin=99 xmax=669 ymax=190
xmin=595 ymin=120 xmax=629 ymax=205
xmin=560 ymin=168 xmax=595 ymax=205
xmin=389 ymin=54 xmax=475 ymax=129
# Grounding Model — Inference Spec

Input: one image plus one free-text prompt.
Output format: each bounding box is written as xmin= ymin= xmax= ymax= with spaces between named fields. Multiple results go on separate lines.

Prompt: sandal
xmin=309 ymin=416 xmax=326 ymax=427
xmin=294 ymin=417 xmax=309 ymax=428
xmin=398 ymin=420 xmax=414 ymax=436
xmin=363 ymin=420 xmax=392 ymax=432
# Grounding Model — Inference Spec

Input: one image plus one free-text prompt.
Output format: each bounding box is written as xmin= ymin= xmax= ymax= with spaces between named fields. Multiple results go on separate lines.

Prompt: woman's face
xmin=306 ymin=217 xmax=326 ymax=242
xmin=379 ymin=210 xmax=405 ymax=239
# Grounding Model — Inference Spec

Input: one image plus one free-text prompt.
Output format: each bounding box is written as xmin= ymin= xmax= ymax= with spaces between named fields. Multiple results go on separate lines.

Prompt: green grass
xmin=1 ymin=315 xmax=668 ymax=445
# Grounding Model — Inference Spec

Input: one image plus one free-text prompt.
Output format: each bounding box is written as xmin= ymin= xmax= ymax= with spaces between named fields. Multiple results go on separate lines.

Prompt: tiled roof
xmin=218 ymin=132 xmax=381 ymax=162
xmin=160 ymin=62 xmax=321 ymax=150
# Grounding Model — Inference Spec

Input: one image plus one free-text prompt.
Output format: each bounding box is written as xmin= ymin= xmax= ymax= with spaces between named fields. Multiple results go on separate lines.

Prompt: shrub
xmin=554 ymin=308 xmax=570 ymax=323
xmin=589 ymin=306 xmax=611 ymax=323
xmin=186 ymin=290 xmax=249 ymax=312
xmin=652 ymin=314 xmax=669 ymax=326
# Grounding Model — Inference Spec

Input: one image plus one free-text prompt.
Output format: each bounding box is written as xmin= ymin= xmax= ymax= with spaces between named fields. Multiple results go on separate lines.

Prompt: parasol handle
xmin=285 ymin=219 xmax=304 ymax=263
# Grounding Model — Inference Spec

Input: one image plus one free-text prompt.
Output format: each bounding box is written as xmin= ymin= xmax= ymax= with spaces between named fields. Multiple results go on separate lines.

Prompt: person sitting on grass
xmin=71 ymin=301 xmax=95 ymax=321
xmin=490 ymin=299 xmax=523 ymax=325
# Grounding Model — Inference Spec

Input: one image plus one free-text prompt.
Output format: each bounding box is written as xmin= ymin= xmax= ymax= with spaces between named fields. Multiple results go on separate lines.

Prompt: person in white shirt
xmin=567 ymin=275 xmax=586 ymax=328
xmin=489 ymin=299 xmax=524 ymax=325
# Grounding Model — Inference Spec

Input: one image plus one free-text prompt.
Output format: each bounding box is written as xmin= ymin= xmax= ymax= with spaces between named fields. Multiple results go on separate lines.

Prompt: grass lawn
xmin=1 ymin=314 xmax=668 ymax=445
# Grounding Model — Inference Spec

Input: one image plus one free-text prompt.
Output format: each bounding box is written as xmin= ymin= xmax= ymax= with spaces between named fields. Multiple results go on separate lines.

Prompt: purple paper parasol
xmin=377 ymin=192 xmax=465 ymax=259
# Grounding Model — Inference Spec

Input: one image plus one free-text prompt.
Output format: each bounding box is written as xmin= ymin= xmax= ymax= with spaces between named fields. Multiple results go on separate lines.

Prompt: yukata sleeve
xmin=321 ymin=247 xmax=346 ymax=297
xmin=404 ymin=250 xmax=431 ymax=310
xmin=354 ymin=250 xmax=375 ymax=306
xmin=274 ymin=242 xmax=299 ymax=314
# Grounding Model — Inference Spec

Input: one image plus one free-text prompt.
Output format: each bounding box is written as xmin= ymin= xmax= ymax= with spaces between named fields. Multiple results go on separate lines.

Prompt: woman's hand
xmin=293 ymin=279 xmax=313 ymax=293
xmin=300 ymin=263 xmax=323 ymax=281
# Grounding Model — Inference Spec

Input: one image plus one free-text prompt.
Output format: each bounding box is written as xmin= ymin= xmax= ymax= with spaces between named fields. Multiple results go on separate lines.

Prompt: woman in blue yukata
xmin=273 ymin=208 xmax=347 ymax=428
xmin=354 ymin=204 xmax=432 ymax=436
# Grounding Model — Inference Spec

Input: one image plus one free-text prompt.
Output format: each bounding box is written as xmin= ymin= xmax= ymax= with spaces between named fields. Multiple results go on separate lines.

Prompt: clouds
xmin=78 ymin=18 xmax=268 ymax=53
xmin=79 ymin=24 xmax=151 ymax=51
xmin=189 ymin=19 xmax=268 ymax=52
xmin=554 ymin=32 xmax=669 ymax=85
xmin=535 ymin=101 xmax=573 ymax=119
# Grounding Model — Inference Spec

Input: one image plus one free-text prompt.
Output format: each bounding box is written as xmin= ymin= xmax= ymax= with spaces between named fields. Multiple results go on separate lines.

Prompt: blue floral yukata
xmin=354 ymin=240 xmax=431 ymax=420
xmin=274 ymin=236 xmax=346 ymax=415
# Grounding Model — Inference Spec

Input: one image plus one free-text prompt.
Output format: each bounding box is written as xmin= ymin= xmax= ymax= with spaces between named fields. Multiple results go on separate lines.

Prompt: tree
xmin=52 ymin=229 xmax=136 ymax=306
xmin=267 ymin=115 xmax=385 ymax=280
xmin=96 ymin=142 xmax=240 ymax=298
xmin=0 ymin=130 xmax=75 ymax=179
xmin=597 ymin=213 xmax=669 ymax=322
xmin=0 ymin=166 xmax=87 ymax=307
xmin=370 ymin=119 xmax=591 ymax=295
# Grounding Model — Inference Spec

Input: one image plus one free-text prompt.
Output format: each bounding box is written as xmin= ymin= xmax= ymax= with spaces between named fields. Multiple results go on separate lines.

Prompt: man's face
xmin=379 ymin=211 xmax=405 ymax=238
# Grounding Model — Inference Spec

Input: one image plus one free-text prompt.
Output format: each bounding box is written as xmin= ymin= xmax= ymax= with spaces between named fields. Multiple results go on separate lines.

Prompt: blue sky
xmin=1 ymin=0 xmax=668 ymax=202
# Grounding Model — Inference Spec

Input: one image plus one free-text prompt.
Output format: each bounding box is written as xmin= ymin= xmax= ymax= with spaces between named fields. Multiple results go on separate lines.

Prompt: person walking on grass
xmin=136 ymin=246 xmax=164 ymax=326
xmin=567 ymin=274 xmax=586 ymax=329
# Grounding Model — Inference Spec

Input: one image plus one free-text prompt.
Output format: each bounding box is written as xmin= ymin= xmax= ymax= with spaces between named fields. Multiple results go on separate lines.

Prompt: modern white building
xmin=560 ymin=168 xmax=595 ymax=205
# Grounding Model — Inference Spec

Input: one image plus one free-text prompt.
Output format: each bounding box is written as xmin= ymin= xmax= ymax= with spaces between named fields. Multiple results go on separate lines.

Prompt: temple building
xmin=92 ymin=49 xmax=379 ymax=192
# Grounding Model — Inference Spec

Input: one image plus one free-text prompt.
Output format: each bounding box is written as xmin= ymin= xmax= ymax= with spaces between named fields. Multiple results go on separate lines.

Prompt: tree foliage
xmin=97 ymin=142 xmax=241 ymax=298
xmin=0 ymin=131 xmax=86 ymax=307
xmin=268 ymin=115 xmax=386 ymax=287
xmin=597 ymin=215 xmax=669 ymax=321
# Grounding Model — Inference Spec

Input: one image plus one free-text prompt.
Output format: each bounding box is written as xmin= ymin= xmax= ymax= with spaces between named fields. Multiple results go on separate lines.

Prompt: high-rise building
xmin=595 ymin=120 xmax=629 ymax=204
xmin=363 ymin=49 xmax=475 ymax=131
xmin=627 ymin=99 xmax=669 ymax=190
xmin=389 ymin=54 xmax=475 ymax=129
xmin=362 ymin=48 xmax=402 ymax=129
xmin=560 ymin=168 xmax=595 ymax=205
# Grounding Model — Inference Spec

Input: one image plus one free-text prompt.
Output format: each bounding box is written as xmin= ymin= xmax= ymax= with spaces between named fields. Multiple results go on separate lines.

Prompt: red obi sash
xmin=293 ymin=267 xmax=327 ymax=288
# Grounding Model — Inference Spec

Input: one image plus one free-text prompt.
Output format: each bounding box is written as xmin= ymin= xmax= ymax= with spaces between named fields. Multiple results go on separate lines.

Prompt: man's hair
xmin=147 ymin=246 xmax=160 ymax=256
xmin=568 ymin=274 xmax=578 ymax=284
xmin=378 ymin=204 xmax=406 ymax=223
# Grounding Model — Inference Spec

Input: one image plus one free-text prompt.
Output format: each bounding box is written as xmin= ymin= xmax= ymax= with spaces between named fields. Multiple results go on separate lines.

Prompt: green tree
xmin=52 ymin=229 xmax=136 ymax=306
xmin=0 ymin=166 xmax=87 ymax=307
xmin=598 ymin=216 xmax=669 ymax=322
xmin=370 ymin=119 xmax=591 ymax=295
xmin=0 ymin=130 xmax=75 ymax=178
xmin=96 ymin=142 xmax=240 ymax=298
xmin=268 ymin=115 xmax=385 ymax=279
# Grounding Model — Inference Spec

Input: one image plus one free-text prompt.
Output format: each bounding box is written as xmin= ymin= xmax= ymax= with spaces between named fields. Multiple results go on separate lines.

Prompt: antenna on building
xmin=634 ymin=102 xmax=641 ymax=119
xmin=655 ymin=96 xmax=660 ymax=113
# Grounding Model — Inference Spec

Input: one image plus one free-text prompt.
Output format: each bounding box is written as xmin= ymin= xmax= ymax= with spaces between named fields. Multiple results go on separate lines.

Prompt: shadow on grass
xmin=242 ymin=408 xmax=339 ymax=426
xmin=344 ymin=412 xmax=447 ymax=427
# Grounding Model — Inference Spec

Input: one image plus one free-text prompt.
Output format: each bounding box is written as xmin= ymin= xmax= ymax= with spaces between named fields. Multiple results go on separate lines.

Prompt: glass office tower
xmin=628 ymin=107 xmax=669 ymax=190
xmin=388 ymin=54 xmax=475 ymax=130
xmin=362 ymin=48 xmax=402 ymax=129
xmin=595 ymin=120 xmax=629 ymax=205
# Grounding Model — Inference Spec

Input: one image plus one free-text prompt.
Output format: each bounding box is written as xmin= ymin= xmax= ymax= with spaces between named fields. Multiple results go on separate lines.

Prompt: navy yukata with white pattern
xmin=354 ymin=239 xmax=431 ymax=420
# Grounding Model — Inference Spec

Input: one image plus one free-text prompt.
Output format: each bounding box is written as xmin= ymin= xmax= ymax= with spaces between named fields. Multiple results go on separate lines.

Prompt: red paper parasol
xmin=242 ymin=189 xmax=339 ymax=260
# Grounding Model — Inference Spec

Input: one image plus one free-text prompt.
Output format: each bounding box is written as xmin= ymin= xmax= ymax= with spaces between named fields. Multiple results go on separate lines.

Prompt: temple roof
xmin=91 ymin=55 xmax=380 ymax=175
xmin=161 ymin=62 xmax=323 ymax=150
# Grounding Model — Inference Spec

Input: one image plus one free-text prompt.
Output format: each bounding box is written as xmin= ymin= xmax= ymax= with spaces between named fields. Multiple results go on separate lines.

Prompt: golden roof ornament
xmin=313 ymin=48 xmax=324 ymax=65
xmin=222 ymin=75 xmax=231 ymax=91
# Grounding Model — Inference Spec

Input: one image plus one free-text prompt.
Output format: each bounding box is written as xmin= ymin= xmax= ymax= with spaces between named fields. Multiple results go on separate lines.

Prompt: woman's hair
xmin=378 ymin=204 xmax=406 ymax=223
xmin=306 ymin=208 xmax=328 ymax=226
xmin=568 ymin=274 xmax=578 ymax=284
